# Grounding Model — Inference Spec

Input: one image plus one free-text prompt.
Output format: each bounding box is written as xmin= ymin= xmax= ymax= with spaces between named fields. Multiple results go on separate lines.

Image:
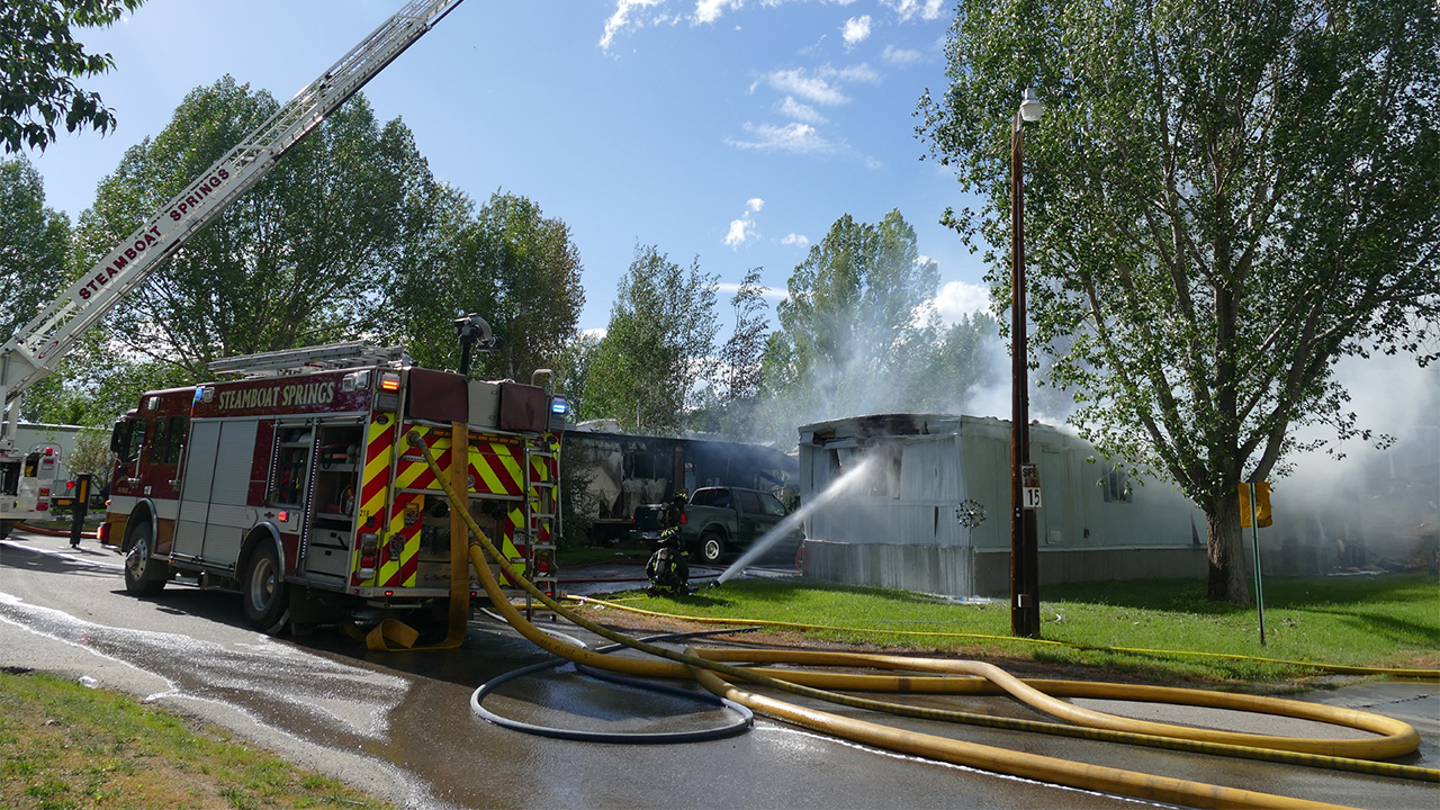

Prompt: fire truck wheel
xmin=242 ymin=544 xmax=290 ymax=635
xmin=0 ymin=519 xmax=12 ymax=539
xmin=699 ymin=531 xmax=726 ymax=565
xmin=123 ymin=521 xmax=168 ymax=596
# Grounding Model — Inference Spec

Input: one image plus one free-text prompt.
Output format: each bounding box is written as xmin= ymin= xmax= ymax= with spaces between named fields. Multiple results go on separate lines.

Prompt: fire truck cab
xmin=101 ymin=343 xmax=562 ymax=634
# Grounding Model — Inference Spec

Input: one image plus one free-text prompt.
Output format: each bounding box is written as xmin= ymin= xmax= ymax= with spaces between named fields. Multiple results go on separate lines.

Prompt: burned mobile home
xmin=797 ymin=414 xmax=1207 ymax=598
xmin=562 ymin=428 xmax=796 ymax=544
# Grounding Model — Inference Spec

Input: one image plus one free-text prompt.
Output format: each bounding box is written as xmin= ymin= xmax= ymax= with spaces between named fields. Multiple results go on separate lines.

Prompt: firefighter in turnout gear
xmin=646 ymin=492 xmax=690 ymax=596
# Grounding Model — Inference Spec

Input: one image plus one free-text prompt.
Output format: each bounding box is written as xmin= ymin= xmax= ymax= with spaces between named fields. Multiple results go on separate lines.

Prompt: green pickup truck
xmin=681 ymin=486 xmax=800 ymax=565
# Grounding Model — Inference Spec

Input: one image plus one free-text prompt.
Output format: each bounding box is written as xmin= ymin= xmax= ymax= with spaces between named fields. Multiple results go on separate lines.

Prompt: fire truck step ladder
xmin=523 ymin=444 xmax=559 ymax=620
xmin=207 ymin=342 xmax=411 ymax=377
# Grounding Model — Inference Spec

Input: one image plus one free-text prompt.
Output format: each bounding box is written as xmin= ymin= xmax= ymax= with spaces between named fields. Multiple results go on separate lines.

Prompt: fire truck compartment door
xmin=174 ymin=420 xmax=260 ymax=568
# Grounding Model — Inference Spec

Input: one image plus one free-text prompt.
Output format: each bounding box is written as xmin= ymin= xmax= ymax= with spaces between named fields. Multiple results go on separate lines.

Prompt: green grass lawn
xmin=582 ymin=573 xmax=1440 ymax=685
xmin=0 ymin=670 xmax=392 ymax=810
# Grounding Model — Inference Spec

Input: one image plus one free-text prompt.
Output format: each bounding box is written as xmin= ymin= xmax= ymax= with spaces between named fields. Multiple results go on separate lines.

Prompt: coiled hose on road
xmin=404 ymin=430 xmax=1435 ymax=810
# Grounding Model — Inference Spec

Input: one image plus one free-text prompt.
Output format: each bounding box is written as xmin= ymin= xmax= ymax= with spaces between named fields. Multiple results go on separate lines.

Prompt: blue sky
xmin=29 ymin=0 xmax=992 ymax=336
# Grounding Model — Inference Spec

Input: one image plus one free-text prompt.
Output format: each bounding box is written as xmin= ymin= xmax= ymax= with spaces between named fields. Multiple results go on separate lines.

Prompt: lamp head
xmin=1019 ymin=87 xmax=1045 ymax=122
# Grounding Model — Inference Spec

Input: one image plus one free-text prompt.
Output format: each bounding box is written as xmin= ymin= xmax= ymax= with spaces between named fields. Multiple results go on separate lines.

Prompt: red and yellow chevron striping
xmin=364 ymin=423 xmax=533 ymax=588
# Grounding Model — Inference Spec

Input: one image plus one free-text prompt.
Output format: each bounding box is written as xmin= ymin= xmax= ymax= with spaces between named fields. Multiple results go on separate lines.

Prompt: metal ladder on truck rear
xmin=522 ymin=441 xmax=560 ymax=619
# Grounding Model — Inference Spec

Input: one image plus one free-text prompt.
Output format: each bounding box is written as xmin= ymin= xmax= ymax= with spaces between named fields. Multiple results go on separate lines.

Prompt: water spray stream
xmin=716 ymin=457 xmax=877 ymax=585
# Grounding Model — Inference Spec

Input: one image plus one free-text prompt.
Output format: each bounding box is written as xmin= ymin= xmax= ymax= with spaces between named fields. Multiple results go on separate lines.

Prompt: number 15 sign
xmin=1021 ymin=464 xmax=1042 ymax=510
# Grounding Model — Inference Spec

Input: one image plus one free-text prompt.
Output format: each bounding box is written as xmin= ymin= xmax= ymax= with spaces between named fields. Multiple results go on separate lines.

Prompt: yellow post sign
xmin=1238 ymin=482 xmax=1272 ymax=528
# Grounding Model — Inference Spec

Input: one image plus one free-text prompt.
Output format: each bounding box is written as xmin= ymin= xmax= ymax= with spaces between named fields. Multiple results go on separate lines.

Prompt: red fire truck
xmin=102 ymin=342 xmax=562 ymax=633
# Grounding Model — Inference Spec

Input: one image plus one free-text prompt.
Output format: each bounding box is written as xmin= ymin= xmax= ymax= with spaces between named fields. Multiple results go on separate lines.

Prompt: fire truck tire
xmin=123 ymin=521 xmax=168 ymax=596
xmin=0 ymin=519 xmax=12 ymax=539
xmin=699 ymin=531 xmax=726 ymax=565
xmin=242 ymin=544 xmax=290 ymax=634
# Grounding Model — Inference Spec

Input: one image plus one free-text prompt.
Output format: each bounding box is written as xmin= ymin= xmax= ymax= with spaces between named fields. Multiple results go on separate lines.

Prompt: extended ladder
xmin=522 ymin=439 xmax=561 ymax=620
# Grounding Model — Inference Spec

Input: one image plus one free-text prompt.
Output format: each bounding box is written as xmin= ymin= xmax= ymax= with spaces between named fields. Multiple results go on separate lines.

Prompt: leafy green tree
xmin=366 ymin=172 xmax=482 ymax=369
xmin=691 ymin=268 xmax=772 ymax=439
xmin=760 ymin=209 xmax=939 ymax=442
xmin=918 ymin=0 xmax=1440 ymax=602
xmin=553 ymin=329 xmax=602 ymax=420
xmin=22 ymin=341 xmax=189 ymax=425
xmin=583 ymin=245 xmax=718 ymax=434
xmin=1 ymin=1 xmax=145 ymax=153
xmin=719 ymin=267 xmax=771 ymax=403
xmin=911 ymin=312 xmax=1002 ymax=414
xmin=74 ymin=77 xmax=432 ymax=375
xmin=468 ymin=192 xmax=585 ymax=382
xmin=0 ymin=156 xmax=70 ymax=338
xmin=370 ymin=190 xmax=585 ymax=381
xmin=66 ymin=426 xmax=115 ymax=486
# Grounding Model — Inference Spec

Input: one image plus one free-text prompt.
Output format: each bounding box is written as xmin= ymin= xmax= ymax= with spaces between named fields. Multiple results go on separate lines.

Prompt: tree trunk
xmin=1205 ymin=494 xmax=1251 ymax=604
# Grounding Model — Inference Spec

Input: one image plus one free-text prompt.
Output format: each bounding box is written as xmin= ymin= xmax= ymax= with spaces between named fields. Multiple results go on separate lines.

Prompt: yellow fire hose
xmin=404 ymin=431 xmax=1430 ymax=810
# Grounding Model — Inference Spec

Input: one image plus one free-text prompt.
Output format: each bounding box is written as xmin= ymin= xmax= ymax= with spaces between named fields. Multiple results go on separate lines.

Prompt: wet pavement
xmin=2 ymin=529 xmax=1437 ymax=809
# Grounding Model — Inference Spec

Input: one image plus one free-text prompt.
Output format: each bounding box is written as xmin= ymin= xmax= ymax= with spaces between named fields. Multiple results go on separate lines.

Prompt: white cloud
xmin=782 ymin=233 xmax=810 ymax=248
xmin=881 ymin=44 xmax=922 ymax=65
xmin=825 ymin=63 xmax=881 ymax=84
xmin=777 ymin=95 xmax=828 ymax=123
xmin=842 ymin=15 xmax=872 ymax=46
xmin=929 ymin=280 xmax=993 ymax=324
xmin=764 ymin=63 xmax=879 ymax=107
xmin=725 ymin=218 xmax=755 ymax=247
xmin=884 ymin=0 xmax=945 ymax=21
xmin=767 ymin=68 xmax=849 ymax=106
xmin=724 ymin=197 xmax=765 ymax=248
xmin=726 ymin=121 xmax=838 ymax=153
xmin=602 ymin=1 xmax=948 ymax=50
xmin=600 ymin=0 xmax=669 ymax=50
xmin=694 ymin=0 xmax=746 ymax=25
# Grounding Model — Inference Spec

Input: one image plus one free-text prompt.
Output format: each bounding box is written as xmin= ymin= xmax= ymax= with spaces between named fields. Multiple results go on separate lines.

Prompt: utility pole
xmin=1010 ymin=87 xmax=1045 ymax=639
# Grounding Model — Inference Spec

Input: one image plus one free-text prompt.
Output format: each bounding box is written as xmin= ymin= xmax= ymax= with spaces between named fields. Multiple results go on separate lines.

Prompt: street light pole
xmin=1010 ymin=88 xmax=1044 ymax=639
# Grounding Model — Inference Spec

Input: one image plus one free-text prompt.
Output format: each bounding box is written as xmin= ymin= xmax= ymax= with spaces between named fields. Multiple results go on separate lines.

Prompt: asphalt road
xmin=2 ymin=529 xmax=1436 ymax=810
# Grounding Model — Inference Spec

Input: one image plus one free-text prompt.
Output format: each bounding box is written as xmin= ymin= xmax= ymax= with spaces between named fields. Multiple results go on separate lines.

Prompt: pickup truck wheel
xmin=699 ymin=531 xmax=726 ymax=565
xmin=242 ymin=543 xmax=290 ymax=635
xmin=123 ymin=521 xmax=168 ymax=596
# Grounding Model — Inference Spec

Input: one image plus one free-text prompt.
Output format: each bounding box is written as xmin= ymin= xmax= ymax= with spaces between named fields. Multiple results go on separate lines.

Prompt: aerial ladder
xmin=0 ymin=0 xmax=469 ymax=534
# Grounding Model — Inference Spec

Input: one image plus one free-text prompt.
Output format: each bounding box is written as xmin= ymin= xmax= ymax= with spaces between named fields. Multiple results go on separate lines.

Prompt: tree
xmin=918 ymin=0 xmax=1440 ymax=602
xmin=583 ymin=245 xmax=718 ymax=434
xmin=553 ymin=329 xmax=602 ymax=420
xmin=2 ymin=1 xmax=146 ymax=153
xmin=719 ymin=267 xmax=771 ymax=403
xmin=74 ymin=77 xmax=435 ymax=375
xmin=468 ymin=192 xmax=586 ymax=382
xmin=911 ymin=312 xmax=1003 ymax=414
xmin=67 ymin=426 xmax=116 ymax=487
xmin=366 ymin=168 xmax=483 ymax=369
xmin=369 ymin=189 xmax=586 ymax=380
xmin=696 ymin=267 xmax=771 ymax=439
xmin=0 ymin=156 xmax=70 ymax=338
xmin=760 ymin=210 xmax=939 ymax=442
